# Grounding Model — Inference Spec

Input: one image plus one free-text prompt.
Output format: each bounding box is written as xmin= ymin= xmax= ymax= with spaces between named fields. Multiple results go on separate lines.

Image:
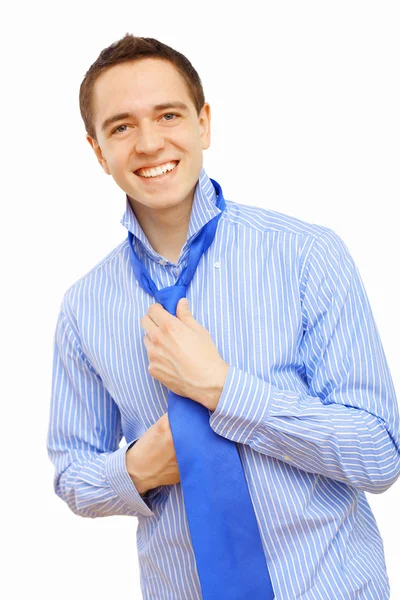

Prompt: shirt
xmin=47 ymin=167 xmax=400 ymax=599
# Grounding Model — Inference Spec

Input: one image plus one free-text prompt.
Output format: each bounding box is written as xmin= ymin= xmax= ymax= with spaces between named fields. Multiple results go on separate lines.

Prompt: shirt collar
xmin=120 ymin=167 xmax=222 ymax=261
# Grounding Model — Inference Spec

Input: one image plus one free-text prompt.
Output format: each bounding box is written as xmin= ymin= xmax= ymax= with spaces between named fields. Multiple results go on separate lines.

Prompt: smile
xmin=135 ymin=160 xmax=179 ymax=178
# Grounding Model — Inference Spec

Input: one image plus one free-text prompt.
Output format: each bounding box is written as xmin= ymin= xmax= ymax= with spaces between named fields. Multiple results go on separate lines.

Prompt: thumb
xmin=177 ymin=297 xmax=190 ymax=312
xmin=176 ymin=298 xmax=196 ymax=323
xmin=176 ymin=299 xmax=205 ymax=332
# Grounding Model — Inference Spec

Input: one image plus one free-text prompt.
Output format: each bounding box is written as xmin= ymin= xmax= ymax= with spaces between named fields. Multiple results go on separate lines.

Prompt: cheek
xmin=105 ymin=147 xmax=129 ymax=174
xmin=179 ymin=132 xmax=203 ymax=160
xmin=172 ymin=125 xmax=197 ymax=147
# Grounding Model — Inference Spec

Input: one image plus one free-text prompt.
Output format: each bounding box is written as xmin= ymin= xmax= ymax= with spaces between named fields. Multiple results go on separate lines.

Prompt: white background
xmin=2 ymin=1 xmax=399 ymax=598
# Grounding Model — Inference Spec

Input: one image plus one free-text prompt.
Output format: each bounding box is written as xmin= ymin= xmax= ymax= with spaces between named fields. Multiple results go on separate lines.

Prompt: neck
xmin=128 ymin=193 xmax=194 ymax=264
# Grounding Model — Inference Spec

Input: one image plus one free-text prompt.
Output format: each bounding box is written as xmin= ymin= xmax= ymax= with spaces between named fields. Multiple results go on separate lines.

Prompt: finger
xmin=147 ymin=302 xmax=174 ymax=327
xmin=140 ymin=315 xmax=159 ymax=339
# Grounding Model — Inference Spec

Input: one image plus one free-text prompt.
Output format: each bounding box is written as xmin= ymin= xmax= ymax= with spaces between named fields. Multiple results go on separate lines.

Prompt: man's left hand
xmin=140 ymin=298 xmax=229 ymax=411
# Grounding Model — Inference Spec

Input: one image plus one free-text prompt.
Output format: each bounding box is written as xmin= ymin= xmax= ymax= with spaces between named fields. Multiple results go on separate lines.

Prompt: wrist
xmin=125 ymin=444 xmax=154 ymax=495
xmin=204 ymin=361 xmax=229 ymax=411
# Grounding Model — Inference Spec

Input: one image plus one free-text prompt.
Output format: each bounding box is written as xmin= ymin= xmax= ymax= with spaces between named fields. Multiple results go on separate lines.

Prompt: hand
xmin=126 ymin=413 xmax=180 ymax=495
xmin=140 ymin=298 xmax=229 ymax=411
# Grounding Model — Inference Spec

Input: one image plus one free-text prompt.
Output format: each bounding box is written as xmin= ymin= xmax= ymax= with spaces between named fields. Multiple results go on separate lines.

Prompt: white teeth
xmin=137 ymin=161 xmax=178 ymax=178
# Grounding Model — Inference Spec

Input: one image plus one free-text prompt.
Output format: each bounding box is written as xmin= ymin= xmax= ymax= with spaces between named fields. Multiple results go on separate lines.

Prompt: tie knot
xmin=155 ymin=285 xmax=188 ymax=316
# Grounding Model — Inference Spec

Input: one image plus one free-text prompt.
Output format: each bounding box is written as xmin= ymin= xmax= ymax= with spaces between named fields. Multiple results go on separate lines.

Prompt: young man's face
xmin=88 ymin=58 xmax=211 ymax=214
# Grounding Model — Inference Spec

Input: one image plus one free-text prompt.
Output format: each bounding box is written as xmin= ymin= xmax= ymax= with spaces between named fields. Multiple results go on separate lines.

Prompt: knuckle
xmin=152 ymin=331 xmax=161 ymax=345
xmin=148 ymin=348 xmax=157 ymax=361
xmin=159 ymin=416 xmax=169 ymax=434
xmin=162 ymin=321 xmax=174 ymax=335
xmin=160 ymin=419 xmax=169 ymax=433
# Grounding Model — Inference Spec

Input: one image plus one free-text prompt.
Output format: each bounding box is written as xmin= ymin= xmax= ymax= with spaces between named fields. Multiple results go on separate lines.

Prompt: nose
xmin=134 ymin=122 xmax=165 ymax=155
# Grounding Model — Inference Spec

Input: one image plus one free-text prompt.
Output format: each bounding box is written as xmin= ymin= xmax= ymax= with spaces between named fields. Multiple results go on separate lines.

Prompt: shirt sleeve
xmin=209 ymin=228 xmax=400 ymax=494
xmin=47 ymin=297 xmax=159 ymax=518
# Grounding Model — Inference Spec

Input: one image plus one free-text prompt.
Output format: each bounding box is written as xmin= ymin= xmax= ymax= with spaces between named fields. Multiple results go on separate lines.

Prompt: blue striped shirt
xmin=47 ymin=168 xmax=400 ymax=599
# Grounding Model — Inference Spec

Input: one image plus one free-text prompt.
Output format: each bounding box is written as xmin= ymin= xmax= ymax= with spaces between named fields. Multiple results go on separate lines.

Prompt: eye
xmin=111 ymin=114 xmax=179 ymax=134
xmin=162 ymin=113 xmax=179 ymax=121
xmin=112 ymin=124 xmax=129 ymax=134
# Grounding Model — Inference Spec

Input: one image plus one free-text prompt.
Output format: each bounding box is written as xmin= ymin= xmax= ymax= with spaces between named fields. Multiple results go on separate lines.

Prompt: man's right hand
xmin=125 ymin=412 xmax=181 ymax=495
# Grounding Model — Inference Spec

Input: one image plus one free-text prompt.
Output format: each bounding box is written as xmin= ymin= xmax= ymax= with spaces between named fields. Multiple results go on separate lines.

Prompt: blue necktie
xmin=127 ymin=178 xmax=274 ymax=599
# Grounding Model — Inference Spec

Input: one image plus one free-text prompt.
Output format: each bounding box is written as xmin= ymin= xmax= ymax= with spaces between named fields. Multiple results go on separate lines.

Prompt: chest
xmin=78 ymin=237 xmax=304 ymax=438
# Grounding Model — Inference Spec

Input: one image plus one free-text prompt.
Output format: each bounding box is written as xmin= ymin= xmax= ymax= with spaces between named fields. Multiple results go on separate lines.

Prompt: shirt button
xmin=283 ymin=455 xmax=291 ymax=461
xmin=159 ymin=259 xmax=167 ymax=266
xmin=173 ymin=268 xmax=179 ymax=276
xmin=214 ymin=261 xmax=220 ymax=268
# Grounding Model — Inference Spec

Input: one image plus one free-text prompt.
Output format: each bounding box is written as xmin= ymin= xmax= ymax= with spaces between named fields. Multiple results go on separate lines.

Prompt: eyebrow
xmin=101 ymin=102 xmax=190 ymax=132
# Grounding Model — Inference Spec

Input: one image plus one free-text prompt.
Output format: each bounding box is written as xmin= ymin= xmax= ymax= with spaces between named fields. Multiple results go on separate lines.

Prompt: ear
xmin=86 ymin=134 xmax=111 ymax=175
xmin=199 ymin=102 xmax=211 ymax=151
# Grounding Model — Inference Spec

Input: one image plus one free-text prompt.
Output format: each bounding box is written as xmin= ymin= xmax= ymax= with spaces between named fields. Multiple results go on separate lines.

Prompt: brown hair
xmin=79 ymin=33 xmax=206 ymax=140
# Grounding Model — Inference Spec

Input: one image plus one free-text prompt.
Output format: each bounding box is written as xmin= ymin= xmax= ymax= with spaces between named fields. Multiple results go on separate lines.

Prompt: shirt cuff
xmin=209 ymin=364 xmax=275 ymax=444
xmin=105 ymin=442 xmax=156 ymax=517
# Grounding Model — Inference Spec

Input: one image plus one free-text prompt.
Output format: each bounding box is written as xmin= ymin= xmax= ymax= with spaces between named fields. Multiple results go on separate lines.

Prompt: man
xmin=47 ymin=33 xmax=400 ymax=599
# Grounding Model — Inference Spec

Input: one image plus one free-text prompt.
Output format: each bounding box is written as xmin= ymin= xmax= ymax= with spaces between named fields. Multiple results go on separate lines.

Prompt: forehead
xmin=92 ymin=58 xmax=194 ymax=122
